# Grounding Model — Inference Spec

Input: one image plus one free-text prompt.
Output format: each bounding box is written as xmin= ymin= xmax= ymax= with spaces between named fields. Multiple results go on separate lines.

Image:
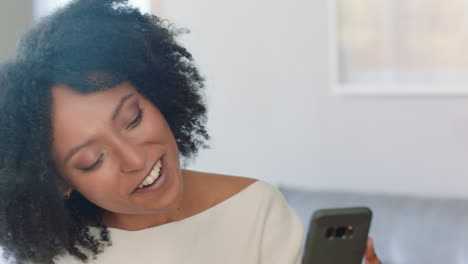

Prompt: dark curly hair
xmin=0 ymin=0 xmax=209 ymax=263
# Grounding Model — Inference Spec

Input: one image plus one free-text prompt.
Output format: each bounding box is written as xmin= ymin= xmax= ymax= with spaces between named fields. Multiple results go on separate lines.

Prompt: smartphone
xmin=302 ymin=207 xmax=372 ymax=264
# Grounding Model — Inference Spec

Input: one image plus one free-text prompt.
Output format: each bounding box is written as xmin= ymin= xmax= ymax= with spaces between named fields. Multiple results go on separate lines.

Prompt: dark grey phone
xmin=302 ymin=207 xmax=372 ymax=264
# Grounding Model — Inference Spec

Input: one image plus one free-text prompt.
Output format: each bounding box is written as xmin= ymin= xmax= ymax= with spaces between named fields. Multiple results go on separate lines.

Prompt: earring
xmin=64 ymin=191 xmax=71 ymax=199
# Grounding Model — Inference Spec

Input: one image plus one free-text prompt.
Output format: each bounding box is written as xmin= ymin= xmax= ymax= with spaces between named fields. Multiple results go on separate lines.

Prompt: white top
xmin=55 ymin=181 xmax=304 ymax=264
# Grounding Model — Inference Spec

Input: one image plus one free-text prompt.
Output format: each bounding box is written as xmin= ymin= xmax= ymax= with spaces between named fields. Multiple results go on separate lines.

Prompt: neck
xmin=99 ymin=194 xmax=186 ymax=231
xmin=98 ymin=170 xmax=192 ymax=231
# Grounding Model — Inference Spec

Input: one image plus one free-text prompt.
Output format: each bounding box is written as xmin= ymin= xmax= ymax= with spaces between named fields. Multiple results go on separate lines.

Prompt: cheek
xmin=70 ymin=163 xmax=122 ymax=200
xmin=141 ymin=107 xmax=173 ymax=141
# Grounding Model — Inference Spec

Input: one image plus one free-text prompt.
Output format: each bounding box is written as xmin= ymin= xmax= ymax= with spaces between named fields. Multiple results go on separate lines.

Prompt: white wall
xmin=162 ymin=0 xmax=468 ymax=198
xmin=0 ymin=1 xmax=33 ymax=61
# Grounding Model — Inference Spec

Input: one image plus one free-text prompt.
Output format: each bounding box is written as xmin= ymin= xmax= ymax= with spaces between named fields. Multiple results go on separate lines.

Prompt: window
xmin=330 ymin=0 xmax=468 ymax=95
xmin=34 ymin=0 xmax=151 ymax=20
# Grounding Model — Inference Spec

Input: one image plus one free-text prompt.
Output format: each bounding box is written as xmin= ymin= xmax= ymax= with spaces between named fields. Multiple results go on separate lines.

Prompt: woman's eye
xmin=126 ymin=105 xmax=143 ymax=130
xmin=79 ymin=154 xmax=104 ymax=172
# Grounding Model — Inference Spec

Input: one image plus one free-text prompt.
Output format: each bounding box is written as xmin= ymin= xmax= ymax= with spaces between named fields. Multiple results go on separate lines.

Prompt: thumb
xmin=364 ymin=237 xmax=381 ymax=264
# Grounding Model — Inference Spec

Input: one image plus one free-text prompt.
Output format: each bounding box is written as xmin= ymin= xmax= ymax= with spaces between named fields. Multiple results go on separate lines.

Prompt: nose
xmin=111 ymin=136 xmax=146 ymax=174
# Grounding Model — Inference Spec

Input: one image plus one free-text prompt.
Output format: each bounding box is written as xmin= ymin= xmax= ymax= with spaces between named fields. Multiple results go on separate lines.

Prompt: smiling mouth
xmin=133 ymin=156 xmax=164 ymax=192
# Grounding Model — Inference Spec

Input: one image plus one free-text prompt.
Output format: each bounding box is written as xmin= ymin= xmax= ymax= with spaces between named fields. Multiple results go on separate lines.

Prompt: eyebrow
xmin=63 ymin=138 xmax=96 ymax=164
xmin=112 ymin=93 xmax=135 ymax=121
xmin=63 ymin=93 xmax=135 ymax=164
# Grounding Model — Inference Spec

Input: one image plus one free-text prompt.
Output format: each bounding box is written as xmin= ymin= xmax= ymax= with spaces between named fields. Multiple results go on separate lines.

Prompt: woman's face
xmin=51 ymin=82 xmax=183 ymax=215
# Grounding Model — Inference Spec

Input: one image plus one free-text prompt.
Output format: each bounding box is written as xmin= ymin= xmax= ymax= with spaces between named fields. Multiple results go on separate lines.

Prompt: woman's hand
xmin=364 ymin=237 xmax=382 ymax=264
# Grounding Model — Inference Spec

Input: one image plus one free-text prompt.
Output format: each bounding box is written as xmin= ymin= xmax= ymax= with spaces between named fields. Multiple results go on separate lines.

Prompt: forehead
xmin=51 ymin=82 xmax=137 ymax=111
xmin=50 ymin=83 xmax=138 ymax=154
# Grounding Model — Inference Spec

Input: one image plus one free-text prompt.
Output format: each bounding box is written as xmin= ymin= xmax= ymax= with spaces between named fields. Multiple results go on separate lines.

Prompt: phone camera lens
xmin=335 ymin=226 xmax=347 ymax=239
xmin=325 ymin=227 xmax=334 ymax=239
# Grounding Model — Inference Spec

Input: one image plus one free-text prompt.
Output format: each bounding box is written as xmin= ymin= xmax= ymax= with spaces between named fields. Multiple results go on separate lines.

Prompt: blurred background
xmin=2 ymin=0 xmax=468 ymax=199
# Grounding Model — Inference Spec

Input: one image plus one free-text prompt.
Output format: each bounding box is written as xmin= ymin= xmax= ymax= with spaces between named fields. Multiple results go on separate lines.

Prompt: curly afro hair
xmin=0 ymin=0 xmax=209 ymax=263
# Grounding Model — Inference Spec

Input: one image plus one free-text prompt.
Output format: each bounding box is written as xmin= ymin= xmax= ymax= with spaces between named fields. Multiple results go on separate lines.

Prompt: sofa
xmin=279 ymin=185 xmax=468 ymax=264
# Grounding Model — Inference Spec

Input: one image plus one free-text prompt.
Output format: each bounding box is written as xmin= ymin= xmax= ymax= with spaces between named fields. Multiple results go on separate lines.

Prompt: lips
xmin=132 ymin=155 xmax=164 ymax=193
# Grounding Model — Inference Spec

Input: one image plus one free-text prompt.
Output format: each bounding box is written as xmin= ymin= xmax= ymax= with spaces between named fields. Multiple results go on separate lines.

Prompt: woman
xmin=0 ymin=0 xmax=382 ymax=263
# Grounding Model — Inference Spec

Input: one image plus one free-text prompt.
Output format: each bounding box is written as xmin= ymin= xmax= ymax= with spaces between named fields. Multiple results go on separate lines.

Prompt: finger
xmin=364 ymin=237 xmax=381 ymax=264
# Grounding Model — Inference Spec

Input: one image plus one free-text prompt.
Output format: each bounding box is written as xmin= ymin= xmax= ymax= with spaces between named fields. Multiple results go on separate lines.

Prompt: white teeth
xmin=143 ymin=178 xmax=153 ymax=185
xmin=138 ymin=159 xmax=163 ymax=189
xmin=150 ymin=169 xmax=159 ymax=177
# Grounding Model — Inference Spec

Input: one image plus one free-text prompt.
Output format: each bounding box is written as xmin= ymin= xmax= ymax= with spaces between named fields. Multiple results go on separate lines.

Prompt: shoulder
xmin=191 ymin=173 xmax=306 ymax=264
xmin=182 ymin=170 xmax=297 ymax=214
xmin=181 ymin=170 xmax=258 ymax=213
xmin=203 ymin=171 xmax=258 ymax=202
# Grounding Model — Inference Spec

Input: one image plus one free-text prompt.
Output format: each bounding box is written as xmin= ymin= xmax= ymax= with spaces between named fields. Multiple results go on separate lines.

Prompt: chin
xmin=139 ymin=168 xmax=184 ymax=214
